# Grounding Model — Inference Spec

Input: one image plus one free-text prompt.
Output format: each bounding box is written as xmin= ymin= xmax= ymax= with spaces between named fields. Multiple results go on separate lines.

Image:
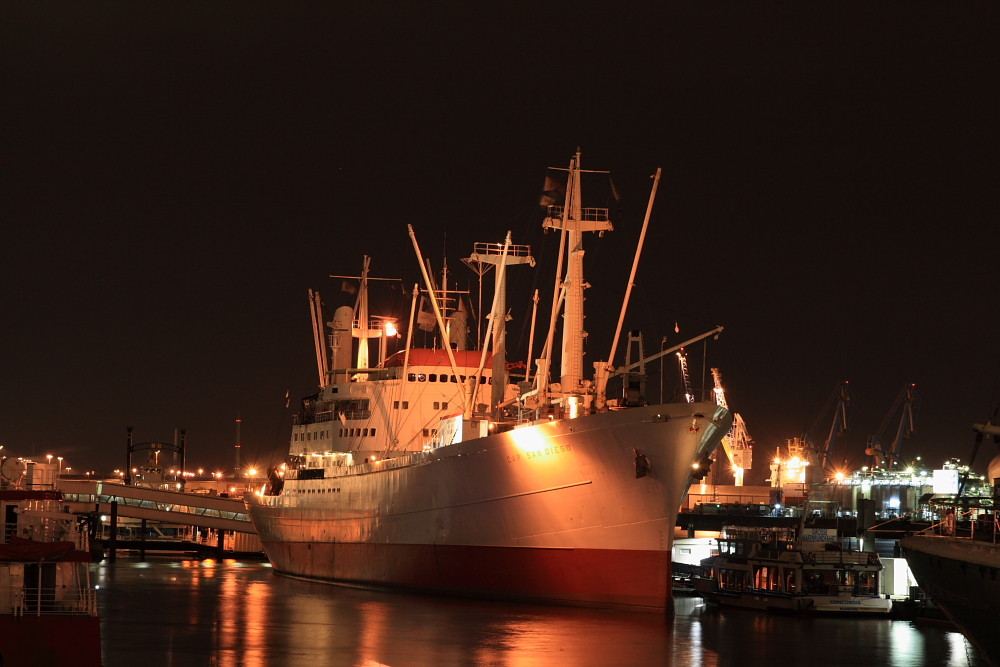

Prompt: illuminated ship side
xmin=245 ymin=153 xmax=732 ymax=611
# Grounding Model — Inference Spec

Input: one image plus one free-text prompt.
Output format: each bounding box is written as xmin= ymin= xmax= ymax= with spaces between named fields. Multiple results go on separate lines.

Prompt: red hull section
xmin=0 ymin=616 xmax=102 ymax=666
xmin=263 ymin=540 xmax=672 ymax=611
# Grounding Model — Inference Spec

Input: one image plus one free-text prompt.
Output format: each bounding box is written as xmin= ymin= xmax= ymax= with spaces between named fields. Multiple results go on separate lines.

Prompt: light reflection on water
xmin=96 ymin=557 xmax=987 ymax=667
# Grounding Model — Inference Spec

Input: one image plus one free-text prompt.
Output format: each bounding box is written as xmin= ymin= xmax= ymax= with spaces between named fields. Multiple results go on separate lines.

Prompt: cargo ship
xmin=245 ymin=153 xmax=732 ymax=611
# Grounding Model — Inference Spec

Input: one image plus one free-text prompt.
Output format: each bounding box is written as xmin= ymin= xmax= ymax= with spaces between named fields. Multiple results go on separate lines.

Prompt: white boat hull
xmin=247 ymin=402 xmax=731 ymax=611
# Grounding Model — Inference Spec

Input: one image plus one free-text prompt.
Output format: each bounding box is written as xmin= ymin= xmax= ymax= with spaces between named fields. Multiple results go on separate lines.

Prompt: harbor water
xmin=95 ymin=556 xmax=987 ymax=667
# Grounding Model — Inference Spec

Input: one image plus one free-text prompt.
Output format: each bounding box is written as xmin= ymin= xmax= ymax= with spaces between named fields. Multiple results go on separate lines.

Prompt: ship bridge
xmin=57 ymin=479 xmax=254 ymax=533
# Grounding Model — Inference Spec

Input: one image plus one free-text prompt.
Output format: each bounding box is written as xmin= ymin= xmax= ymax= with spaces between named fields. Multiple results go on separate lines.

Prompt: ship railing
xmin=915 ymin=504 xmax=1000 ymax=543
xmin=4 ymin=584 xmax=98 ymax=617
xmin=470 ymin=241 xmax=533 ymax=258
xmin=545 ymin=205 xmax=610 ymax=223
xmin=802 ymin=551 xmax=880 ymax=566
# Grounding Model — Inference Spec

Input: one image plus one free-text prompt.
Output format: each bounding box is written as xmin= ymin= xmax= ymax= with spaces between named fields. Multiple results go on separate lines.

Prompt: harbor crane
xmin=805 ymin=379 xmax=851 ymax=473
xmin=865 ymin=383 xmax=918 ymax=469
xmin=770 ymin=380 xmax=850 ymax=487
xmin=677 ymin=348 xmax=694 ymax=403
xmin=711 ymin=368 xmax=753 ymax=486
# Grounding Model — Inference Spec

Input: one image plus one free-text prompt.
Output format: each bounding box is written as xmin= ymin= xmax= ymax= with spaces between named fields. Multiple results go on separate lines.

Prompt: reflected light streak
xmin=887 ymin=620 xmax=925 ymax=667
xmin=944 ymin=630 xmax=977 ymax=667
xmin=215 ymin=564 xmax=272 ymax=667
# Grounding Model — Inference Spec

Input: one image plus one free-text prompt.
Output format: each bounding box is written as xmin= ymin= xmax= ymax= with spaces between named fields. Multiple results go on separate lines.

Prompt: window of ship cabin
xmin=393 ymin=401 xmax=399 ymax=409
xmin=402 ymin=401 xmax=409 ymax=409
xmin=753 ymin=566 xmax=780 ymax=591
xmin=418 ymin=374 xmax=426 ymax=381
xmin=855 ymin=571 xmax=877 ymax=595
xmin=450 ymin=375 xmax=457 ymax=382
xmin=408 ymin=373 xmax=415 ymax=381
xmin=371 ymin=428 xmax=376 ymax=436
xmin=363 ymin=428 xmax=369 ymax=436
xmin=423 ymin=428 xmax=430 ymax=437
xmin=429 ymin=374 xmax=437 ymax=381
xmin=442 ymin=402 xmax=448 ymax=410
xmin=433 ymin=402 xmax=439 ymax=410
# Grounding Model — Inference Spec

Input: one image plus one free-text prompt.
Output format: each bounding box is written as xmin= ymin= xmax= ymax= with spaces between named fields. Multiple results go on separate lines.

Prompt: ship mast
xmin=464 ymin=237 xmax=535 ymax=416
xmin=542 ymin=151 xmax=613 ymax=394
xmin=330 ymin=256 xmax=398 ymax=371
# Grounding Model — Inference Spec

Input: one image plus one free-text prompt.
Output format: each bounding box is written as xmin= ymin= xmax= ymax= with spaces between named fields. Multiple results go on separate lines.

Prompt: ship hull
xmin=247 ymin=402 xmax=731 ymax=611
xmin=901 ymin=535 xmax=1000 ymax=666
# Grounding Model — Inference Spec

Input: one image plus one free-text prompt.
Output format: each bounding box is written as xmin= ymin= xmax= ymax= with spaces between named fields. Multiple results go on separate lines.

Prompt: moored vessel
xmin=0 ymin=484 xmax=102 ymax=666
xmin=901 ymin=420 xmax=1000 ymax=666
xmin=245 ymin=152 xmax=733 ymax=611
xmin=693 ymin=525 xmax=892 ymax=614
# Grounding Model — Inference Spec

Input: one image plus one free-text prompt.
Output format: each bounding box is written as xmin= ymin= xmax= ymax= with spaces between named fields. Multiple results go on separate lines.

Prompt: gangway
xmin=56 ymin=479 xmax=255 ymax=534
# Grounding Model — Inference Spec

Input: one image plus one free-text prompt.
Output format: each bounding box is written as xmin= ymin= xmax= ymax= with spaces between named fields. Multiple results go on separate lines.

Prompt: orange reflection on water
xmin=352 ymin=595 xmax=679 ymax=666
xmin=214 ymin=562 xmax=272 ymax=667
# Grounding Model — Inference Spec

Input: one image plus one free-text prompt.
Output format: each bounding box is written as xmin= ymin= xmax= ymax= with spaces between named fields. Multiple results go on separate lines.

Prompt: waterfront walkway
xmin=57 ymin=479 xmax=254 ymax=533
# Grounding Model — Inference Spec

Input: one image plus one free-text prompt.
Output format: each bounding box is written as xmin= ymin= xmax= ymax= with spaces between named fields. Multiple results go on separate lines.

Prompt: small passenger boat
xmin=693 ymin=525 xmax=892 ymax=614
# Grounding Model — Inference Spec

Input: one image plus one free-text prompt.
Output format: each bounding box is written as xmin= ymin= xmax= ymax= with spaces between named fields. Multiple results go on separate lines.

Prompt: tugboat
xmin=693 ymin=524 xmax=892 ymax=614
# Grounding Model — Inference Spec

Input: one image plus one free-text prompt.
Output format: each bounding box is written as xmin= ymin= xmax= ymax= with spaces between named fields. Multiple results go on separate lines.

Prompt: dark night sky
xmin=2 ymin=4 xmax=998 ymax=482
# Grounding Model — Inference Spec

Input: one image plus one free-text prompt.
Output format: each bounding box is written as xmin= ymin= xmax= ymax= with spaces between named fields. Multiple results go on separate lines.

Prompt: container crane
xmin=865 ymin=383 xmax=918 ymax=469
xmin=711 ymin=368 xmax=753 ymax=486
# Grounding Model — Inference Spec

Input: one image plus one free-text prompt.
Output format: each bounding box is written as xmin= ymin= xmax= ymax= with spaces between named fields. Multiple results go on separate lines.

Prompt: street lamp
xmin=57 ymin=456 xmax=63 ymax=478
